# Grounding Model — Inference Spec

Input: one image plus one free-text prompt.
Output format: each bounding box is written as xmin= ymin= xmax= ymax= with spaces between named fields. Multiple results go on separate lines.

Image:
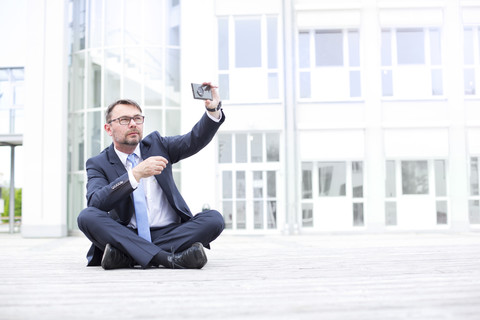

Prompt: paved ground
xmin=1 ymin=232 xmax=480 ymax=320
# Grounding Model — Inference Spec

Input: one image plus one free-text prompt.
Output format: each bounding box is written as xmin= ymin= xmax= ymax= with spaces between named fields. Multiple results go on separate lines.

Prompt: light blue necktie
xmin=127 ymin=153 xmax=151 ymax=242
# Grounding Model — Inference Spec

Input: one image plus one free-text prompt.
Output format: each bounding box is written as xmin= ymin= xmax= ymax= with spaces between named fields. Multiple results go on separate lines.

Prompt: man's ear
xmin=104 ymin=123 xmax=113 ymax=136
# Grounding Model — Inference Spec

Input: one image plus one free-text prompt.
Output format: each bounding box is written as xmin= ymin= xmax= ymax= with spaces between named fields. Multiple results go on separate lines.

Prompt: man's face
xmin=104 ymin=104 xmax=144 ymax=150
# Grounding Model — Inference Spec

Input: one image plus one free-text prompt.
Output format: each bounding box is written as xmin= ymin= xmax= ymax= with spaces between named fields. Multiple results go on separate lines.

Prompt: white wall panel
xmin=299 ymin=129 xmax=364 ymax=160
xmin=384 ymin=128 xmax=449 ymax=158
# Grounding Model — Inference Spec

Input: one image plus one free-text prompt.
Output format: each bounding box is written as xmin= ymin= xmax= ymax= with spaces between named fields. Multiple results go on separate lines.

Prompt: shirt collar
xmin=114 ymin=145 xmax=142 ymax=167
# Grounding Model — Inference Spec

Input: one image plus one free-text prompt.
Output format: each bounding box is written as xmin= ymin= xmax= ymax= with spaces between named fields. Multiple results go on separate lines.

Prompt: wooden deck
xmin=1 ymin=232 xmax=480 ymax=320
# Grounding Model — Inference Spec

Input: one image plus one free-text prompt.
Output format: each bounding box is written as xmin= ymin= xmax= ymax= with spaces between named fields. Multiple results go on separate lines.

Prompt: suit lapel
xmin=106 ymin=144 xmax=127 ymax=178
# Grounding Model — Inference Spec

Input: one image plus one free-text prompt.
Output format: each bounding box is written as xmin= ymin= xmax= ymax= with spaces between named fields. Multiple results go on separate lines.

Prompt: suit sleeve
xmin=85 ymin=157 xmax=134 ymax=214
xmin=164 ymin=111 xmax=225 ymax=164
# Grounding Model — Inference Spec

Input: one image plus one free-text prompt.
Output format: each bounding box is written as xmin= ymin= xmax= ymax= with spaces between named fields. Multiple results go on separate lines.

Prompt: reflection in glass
xmin=267 ymin=171 xmax=276 ymax=198
xmin=254 ymin=200 xmax=263 ymax=229
xmin=401 ymin=161 xmax=429 ymax=195
xmin=385 ymin=160 xmax=396 ymax=197
xmin=105 ymin=0 xmax=122 ymax=46
xmin=318 ymin=162 xmax=346 ymax=196
xmin=218 ymin=134 xmax=232 ymax=163
xmin=353 ymin=203 xmax=364 ymax=226
xmin=266 ymin=133 xmax=280 ymax=162
xmin=235 ymin=134 xmax=247 ymax=163
xmin=397 ymin=29 xmax=425 ymax=65
xmin=144 ymin=48 xmax=164 ymax=106
xmin=385 ymin=201 xmax=397 ymax=226
xmin=434 ymin=160 xmax=447 ymax=197
xmin=236 ymin=200 xmax=246 ymax=229
xmin=166 ymin=109 xmax=180 ymax=136
xmin=302 ymin=168 xmax=312 ymax=199
xmin=469 ymin=200 xmax=480 ymax=224
xmin=436 ymin=200 xmax=448 ymax=225
xmin=464 ymin=68 xmax=476 ymax=95
xmin=87 ymin=111 xmax=101 ymax=160
xmin=87 ymin=50 xmax=102 ymax=108
xmin=470 ymin=157 xmax=479 ymax=196
xmin=302 ymin=203 xmax=313 ymax=227
xmin=236 ymin=171 xmax=246 ymax=198
xmin=143 ymin=109 xmax=163 ymax=136
xmin=223 ymin=200 xmax=233 ymax=229
xmin=315 ymin=30 xmax=343 ymax=66
xmin=352 ymin=161 xmax=363 ymax=197
xmin=235 ymin=18 xmax=261 ymax=68
xmin=251 ymin=134 xmax=263 ymax=162
xmin=222 ymin=171 xmax=232 ymax=198
xmin=166 ymin=48 xmax=180 ymax=105
xmin=267 ymin=201 xmax=277 ymax=229
xmin=124 ymin=48 xmax=142 ymax=103
xmin=253 ymin=171 xmax=263 ymax=198
xmin=105 ymin=49 xmax=121 ymax=106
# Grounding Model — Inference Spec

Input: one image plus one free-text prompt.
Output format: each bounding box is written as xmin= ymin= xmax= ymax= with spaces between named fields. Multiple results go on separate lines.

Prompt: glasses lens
xmin=119 ymin=117 xmax=130 ymax=125
xmin=134 ymin=116 xmax=144 ymax=124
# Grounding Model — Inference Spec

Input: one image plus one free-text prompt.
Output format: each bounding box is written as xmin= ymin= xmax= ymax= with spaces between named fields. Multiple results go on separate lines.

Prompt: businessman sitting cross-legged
xmin=77 ymin=82 xmax=225 ymax=270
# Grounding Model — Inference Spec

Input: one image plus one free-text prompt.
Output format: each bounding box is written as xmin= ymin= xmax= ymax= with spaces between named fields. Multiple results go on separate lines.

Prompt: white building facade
xmin=6 ymin=0 xmax=480 ymax=237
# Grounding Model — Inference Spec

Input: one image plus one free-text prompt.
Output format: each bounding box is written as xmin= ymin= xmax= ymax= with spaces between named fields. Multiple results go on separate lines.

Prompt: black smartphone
xmin=191 ymin=83 xmax=213 ymax=100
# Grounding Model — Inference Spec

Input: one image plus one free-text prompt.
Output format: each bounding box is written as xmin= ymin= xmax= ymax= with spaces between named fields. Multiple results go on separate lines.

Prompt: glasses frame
xmin=108 ymin=115 xmax=145 ymax=125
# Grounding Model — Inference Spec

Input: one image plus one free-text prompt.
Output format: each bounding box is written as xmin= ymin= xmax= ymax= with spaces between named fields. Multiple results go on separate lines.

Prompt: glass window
xmin=397 ymin=29 xmax=425 ymax=65
xmin=430 ymin=29 xmax=442 ymax=65
xmin=143 ymin=109 xmax=163 ymax=137
xmin=353 ymin=203 xmax=364 ymax=226
xmin=218 ymin=18 xmax=229 ymax=70
xmin=86 ymin=111 xmax=101 ymax=160
xmin=315 ymin=30 xmax=343 ymax=66
xmin=318 ymin=162 xmax=346 ymax=196
xmin=165 ymin=109 xmax=180 ymax=136
xmin=385 ymin=160 xmax=396 ymax=197
xmin=218 ymin=134 xmax=232 ymax=163
xmin=251 ymin=133 xmax=263 ymax=162
xmin=223 ymin=200 xmax=233 ymax=229
xmin=401 ymin=161 xmax=429 ymax=195
xmin=144 ymin=48 xmax=164 ymax=106
xmin=302 ymin=166 xmax=312 ymax=199
xmin=235 ymin=18 xmax=261 ymax=68
xmin=235 ymin=133 xmax=247 ymax=163
xmin=236 ymin=171 xmax=246 ymax=198
xmin=254 ymin=200 xmax=264 ymax=229
xmin=302 ymin=203 xmax=313 ymax=227
xmin=348 ymin=31 xmax=360 ymax=67
xmin=470 ymin=157 xmax=479 ymax=196
xmin=267 ymin=200 xmax=277 ymax=229
xmin=219 ymin=74 xmax=230 ymax=100
xmin=222 ymin=171 xmax=232 ymax=198
xmin=105 ymin=0 xmax=122 ymax=46
xmin=436 ymin=200 xmax=448 ymax=225
xmin=432 ymin=69 xmax=443 ymax=96
xmin=266 ymin=133 xmax=280 ymax=162
xmin=469 ymin=200 xmax=480 ymax=224
xmin=434 ymin=160 xmax=447 ymax=197
xmin=385 ymin=202 xmax=397 ymax=226
xmin=299 ymin=32 xmax=310 ymax=68
xmin=267 ymin=16 xmax=278 ymax=69
xmin=236 ymin=200 xmax=246 ymax=229
xmin=267 ymin=171 xmax=276 ymax=198
xmin=464 ymin=28 xmax=474 ymax=65
xmin=381 ymin=30 xmax=392 ymax=66
xmin=352 ymin=161 xmax=363 ymax=197
xmin=465 ymin=68 xmax=476 ymax=95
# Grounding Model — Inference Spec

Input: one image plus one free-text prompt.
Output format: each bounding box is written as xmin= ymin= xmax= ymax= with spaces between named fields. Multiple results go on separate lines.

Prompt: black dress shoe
xmin=101 ymin=243 xmax=134 ymax=270
xmin=167 ymin=242 xmax=208 ymax=269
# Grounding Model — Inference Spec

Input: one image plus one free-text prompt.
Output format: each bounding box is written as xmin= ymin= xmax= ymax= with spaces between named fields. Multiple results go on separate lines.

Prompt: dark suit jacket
xmin=84 ymin=111 xmax=225 ymax=265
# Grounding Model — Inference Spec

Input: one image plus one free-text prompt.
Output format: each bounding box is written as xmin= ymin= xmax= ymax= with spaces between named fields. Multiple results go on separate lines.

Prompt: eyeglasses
xmin=108 ymin=115 xmax=145 ymax=125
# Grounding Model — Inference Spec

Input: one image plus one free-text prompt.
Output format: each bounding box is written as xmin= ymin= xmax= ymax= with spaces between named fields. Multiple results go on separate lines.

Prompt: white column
xmin=444 ymin=1 xmax=470 ymax=231
xmin=22 ymin=0 xmax=69 ymax=237
xmin=363 ymin=0 xmax=385 ymax=232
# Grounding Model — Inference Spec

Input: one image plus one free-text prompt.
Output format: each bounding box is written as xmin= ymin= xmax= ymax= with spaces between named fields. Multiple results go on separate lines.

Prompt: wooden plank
xmin=0 ymin=233 xmax=479 ymax=319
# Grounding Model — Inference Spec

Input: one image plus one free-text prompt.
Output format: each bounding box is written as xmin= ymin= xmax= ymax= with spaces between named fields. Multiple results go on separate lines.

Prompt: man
xmin=77 ymin=82 xmax=225 ymax=270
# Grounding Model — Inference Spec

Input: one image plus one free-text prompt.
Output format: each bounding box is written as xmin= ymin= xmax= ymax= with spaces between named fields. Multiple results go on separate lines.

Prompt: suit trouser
xmin=77 ymin=207 xmax=225 ymax=268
